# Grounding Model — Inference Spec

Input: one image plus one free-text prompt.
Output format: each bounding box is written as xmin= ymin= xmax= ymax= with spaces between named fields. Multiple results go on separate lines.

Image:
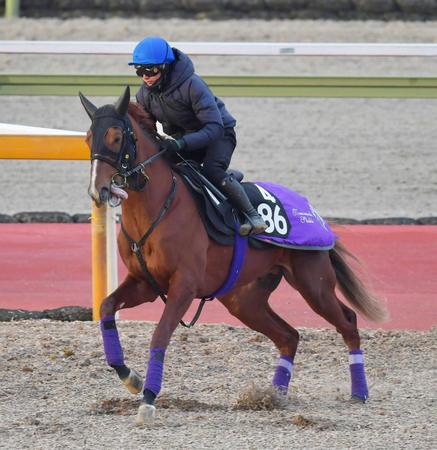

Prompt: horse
xmin=80 ymin=87 xmax=387 ymax=425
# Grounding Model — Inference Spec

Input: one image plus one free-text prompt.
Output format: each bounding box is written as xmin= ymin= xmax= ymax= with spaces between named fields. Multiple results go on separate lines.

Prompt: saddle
xmin=173 ymin=162 xmax=268 ymax=249
xmin=174 ymin=162 xmax=337 ymax=252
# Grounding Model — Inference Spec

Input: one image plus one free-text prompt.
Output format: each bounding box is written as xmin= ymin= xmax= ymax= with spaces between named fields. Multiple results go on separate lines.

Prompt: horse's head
xmin=80 ymin=86 xmax=144 ymax=207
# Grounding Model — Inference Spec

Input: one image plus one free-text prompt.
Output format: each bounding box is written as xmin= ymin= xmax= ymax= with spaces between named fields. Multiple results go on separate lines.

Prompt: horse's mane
xmin=128 ymin=102 xmax=158 ymax=137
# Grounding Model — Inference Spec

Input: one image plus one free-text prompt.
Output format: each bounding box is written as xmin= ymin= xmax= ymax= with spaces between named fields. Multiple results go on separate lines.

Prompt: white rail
xmin=1 ymin=41 xmax=437 ymax=56
xmin=0 ymin=122 xmax=84 ymax=135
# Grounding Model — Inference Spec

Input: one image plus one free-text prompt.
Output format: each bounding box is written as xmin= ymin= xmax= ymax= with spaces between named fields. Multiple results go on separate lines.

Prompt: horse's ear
xmin=79 ymin=92 xmax=97 ymax=120
xmin=114 ymin=86 xmax=131 ymax=117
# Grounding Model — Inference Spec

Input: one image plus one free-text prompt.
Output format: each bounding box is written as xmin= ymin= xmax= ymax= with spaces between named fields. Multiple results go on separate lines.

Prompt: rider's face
xmin=142 ymin=71 xmax=162 ymax=87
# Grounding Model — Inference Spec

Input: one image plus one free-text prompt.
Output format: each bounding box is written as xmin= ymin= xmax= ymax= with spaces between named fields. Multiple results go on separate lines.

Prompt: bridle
xmin=90 ymin=108 xmax=167 ymax=194
xmin=90 ymin=111 xmax=136 ymax=170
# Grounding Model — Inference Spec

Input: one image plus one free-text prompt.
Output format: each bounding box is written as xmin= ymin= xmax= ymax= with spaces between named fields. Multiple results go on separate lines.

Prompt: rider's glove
xmin=160 ymin=138 xmax=186 ymax=154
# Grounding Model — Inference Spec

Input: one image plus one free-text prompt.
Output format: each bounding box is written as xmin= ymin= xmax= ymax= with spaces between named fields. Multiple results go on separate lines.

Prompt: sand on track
xmin=0 ymin=320 xmax=436 ymax=449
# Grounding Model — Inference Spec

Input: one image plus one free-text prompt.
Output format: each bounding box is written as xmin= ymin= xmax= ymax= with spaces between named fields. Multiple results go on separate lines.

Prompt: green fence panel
xmin=1 ymin=74 xmax=437 ymax=98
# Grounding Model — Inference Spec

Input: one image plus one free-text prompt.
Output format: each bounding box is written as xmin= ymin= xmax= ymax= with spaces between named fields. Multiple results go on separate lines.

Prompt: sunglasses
xmin=135 ymin=65 xmax=161 ymax=78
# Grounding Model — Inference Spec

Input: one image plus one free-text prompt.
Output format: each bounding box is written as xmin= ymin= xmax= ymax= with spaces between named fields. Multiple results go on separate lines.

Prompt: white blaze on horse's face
xmin=89 ymin=159 xmax=101 ymax=203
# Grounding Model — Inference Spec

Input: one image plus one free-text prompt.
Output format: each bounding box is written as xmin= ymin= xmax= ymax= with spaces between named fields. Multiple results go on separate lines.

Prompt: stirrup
xmin=239 ymin=221 xmax=253 ymax=236
xmin=239 ymin=214 xmax=268 ymax=236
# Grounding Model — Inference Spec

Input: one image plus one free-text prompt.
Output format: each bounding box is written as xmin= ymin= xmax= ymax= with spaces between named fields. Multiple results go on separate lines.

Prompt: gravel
xmin=0 ymin=320 xmax=436 ymax=449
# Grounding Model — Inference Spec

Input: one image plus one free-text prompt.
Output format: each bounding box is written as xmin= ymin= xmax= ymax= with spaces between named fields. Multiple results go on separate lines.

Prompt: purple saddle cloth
xmin=247 ymin=181 xmax=336 ymax=250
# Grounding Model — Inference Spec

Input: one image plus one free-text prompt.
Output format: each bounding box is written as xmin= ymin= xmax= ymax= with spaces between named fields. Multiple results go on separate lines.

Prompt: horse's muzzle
xmin=99 ymin=187 xmax=110 ymax=204
xmin=88 ymin=185 xmax=108 ymax=207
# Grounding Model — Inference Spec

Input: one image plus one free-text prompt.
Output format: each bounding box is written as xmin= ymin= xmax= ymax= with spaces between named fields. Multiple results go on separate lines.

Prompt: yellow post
xmin=0 ymin=126 xmax=116 ymax=320
xmin=5 ymin=0 xmax=20 ymax=18
xmin=91 ymin=202 xmax=107 ymax=321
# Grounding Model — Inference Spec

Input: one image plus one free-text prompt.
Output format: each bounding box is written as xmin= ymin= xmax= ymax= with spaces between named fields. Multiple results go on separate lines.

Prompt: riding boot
xmin=220 ymin=175 xmax=268 ymax=236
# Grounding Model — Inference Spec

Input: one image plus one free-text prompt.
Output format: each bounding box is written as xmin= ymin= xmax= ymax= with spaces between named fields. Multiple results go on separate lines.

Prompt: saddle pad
xmin=175 ymin=163 xmax=335 ymax=250
xmin=245 ymin=182 xmax=336 ymax=250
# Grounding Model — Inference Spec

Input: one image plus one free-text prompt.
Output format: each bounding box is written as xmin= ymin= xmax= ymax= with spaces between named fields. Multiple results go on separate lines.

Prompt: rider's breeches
xmin=200 ymin=127 xmax=236 ymax=186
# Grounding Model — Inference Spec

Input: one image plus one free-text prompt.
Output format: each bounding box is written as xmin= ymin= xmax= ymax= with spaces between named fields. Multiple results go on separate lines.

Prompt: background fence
xmin=4 ymin=0 xmax=437 ymax=20
xmin=2 ymin=74 xmax=437 ymax=98
xmin=2 ymin=41 xmax=437 ymax=98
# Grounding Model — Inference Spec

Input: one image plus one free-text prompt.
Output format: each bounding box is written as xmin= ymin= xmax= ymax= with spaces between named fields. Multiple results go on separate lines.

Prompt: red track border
xmin=0 ymin=224 xmax=436 ymax=330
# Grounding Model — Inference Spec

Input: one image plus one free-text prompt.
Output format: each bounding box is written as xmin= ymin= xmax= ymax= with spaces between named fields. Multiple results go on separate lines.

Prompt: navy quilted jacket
xmin=135 ymin=48 xmax=236 ymax=150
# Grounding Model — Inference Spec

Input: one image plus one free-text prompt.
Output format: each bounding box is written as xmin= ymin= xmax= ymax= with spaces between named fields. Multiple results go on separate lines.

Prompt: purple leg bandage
xmin=349 ymin=349 xmax=369 ymax=400
xmin=144 ymin=348 xmax=166 ymax=396
xmin=272 ymin=355 xmax=294 ymax=394
xmin=100 ymin=316 xmax=124 ymax=366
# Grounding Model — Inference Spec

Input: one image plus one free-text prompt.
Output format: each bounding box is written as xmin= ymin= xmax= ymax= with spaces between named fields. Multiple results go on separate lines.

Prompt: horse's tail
xmin=329 ymin=241 xmax=388 ymax=323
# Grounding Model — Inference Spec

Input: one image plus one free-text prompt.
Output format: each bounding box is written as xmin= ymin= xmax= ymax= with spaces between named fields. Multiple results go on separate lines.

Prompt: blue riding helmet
xmin=128 ymin=36 xmax=175 ymax=66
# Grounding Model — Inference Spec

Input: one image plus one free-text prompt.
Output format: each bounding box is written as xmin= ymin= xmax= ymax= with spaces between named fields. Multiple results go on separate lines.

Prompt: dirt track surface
xmin=0 ymin=320 xmax=436 ymax=449
xmin=1 ymin=18 xmax=437 ymax=219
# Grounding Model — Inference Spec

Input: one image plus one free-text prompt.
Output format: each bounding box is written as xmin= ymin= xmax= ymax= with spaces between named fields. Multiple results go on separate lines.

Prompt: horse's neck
xmin=122 ymin=177 xmax=170 ymax=232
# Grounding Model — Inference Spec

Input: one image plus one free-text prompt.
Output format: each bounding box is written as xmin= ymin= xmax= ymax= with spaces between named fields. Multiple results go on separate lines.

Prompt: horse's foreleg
xmin=99 ymin=275 xmax=157 ymax=395
xmin=136 ymin=277 xmax=196 ymax=425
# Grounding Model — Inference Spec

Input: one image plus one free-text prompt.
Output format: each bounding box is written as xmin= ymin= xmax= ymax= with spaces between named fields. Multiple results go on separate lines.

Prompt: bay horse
xmin=80 ymin=87 xmax=387 ymax=425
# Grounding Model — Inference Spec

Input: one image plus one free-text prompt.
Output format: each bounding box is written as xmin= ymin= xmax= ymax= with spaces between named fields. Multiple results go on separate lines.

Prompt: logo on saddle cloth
xmin=248 ymin=182 xmax=336 ymax=250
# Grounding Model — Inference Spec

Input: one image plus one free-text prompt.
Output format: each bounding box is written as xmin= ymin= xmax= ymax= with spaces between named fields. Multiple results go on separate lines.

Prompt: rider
xmin=129 ymin=35 xmax=267 ymax=236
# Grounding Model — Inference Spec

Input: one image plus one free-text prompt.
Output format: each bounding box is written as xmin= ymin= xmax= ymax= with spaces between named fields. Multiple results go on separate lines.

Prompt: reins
xmin=113 ymin=149 xmax=167 ymax=189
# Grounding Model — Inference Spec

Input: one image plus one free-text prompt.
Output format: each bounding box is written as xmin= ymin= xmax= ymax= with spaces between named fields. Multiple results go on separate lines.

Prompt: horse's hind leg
xmin=99 ymin=275 xmax=157 ymax=395
xmin=285 ymin=250 xmax=369 ymax=401
xmin=219 ymin=270 xmax=299 ymax=394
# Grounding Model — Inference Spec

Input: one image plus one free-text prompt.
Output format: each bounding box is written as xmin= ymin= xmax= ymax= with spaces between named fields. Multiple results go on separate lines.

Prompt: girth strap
xmin=204 ymin=222 xmax=248 ymax=300
xmin=120 ymin=175 xmax=206 ymax=328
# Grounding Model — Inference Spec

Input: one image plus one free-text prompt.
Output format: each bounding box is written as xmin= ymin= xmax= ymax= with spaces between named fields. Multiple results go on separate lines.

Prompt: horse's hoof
xmin=351 ymin=395 xmax=367 ymax=404
xmin=122 ymin=368 xmax=143 ymax=395
xmin=135 ymin=403 xmax=156 ymax=425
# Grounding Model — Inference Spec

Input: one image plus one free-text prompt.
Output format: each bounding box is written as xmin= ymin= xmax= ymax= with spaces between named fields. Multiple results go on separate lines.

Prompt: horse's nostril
xmin=100 ymin=187 xmax=110 ymax=203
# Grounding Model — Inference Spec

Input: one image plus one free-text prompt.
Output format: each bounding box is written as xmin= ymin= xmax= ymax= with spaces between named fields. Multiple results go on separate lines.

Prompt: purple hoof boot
xmin=351 ymin=375 xmax=368 ymax=402
xmin=272 ymin=356 xmax=293 ymax=395
xmin=349 ymin=350 xmax=368 ymax=403
xmin=273 ymin=384 xmax=289 ymax=396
